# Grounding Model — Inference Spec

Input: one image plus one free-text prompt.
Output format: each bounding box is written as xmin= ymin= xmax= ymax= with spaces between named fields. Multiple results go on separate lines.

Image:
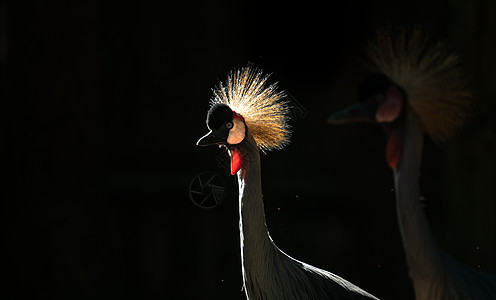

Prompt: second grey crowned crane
xmin=329 ymin=30 xmax=496 ymax=299
xmin=197 ymin=66 xmax=379 ymax=300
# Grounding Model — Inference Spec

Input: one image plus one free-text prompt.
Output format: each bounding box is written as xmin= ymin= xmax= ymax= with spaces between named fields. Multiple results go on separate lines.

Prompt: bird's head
xmin=329 ymin=73 xmax=406 ymax=125
xmin=329 ymin=73 xmax=407 ymax=169
xmin=329 ymin=29 xmax=471 ymax=170
xmin=197 ymin=103 xmax=247 ymax=175
xmin=197 ymin=66 xmax=291 ymax=175
xmin=197 ymin=103 xmax=246 ymax=147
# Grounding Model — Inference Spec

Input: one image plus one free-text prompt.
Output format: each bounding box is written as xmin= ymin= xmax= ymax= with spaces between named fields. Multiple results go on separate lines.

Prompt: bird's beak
xmin=327 ymin=96 xmax=380 ymax=125
xmin=196 ymin=129 xmax=227 ymax=146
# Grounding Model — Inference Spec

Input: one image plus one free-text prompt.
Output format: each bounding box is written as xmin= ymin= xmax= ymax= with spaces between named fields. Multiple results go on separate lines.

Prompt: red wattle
xmin=230 ymin=147 xmax=242 ymax=175
xmin=386 ymin=129 xmax=401 ymax=169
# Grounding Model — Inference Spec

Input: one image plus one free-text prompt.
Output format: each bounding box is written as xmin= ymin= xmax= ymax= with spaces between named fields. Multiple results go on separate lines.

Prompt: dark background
xmin=2 ymin=1 xmax=495 ymax=299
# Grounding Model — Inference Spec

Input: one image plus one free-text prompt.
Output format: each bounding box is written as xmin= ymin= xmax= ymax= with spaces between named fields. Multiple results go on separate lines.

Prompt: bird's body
xmin=330 ymin=29 xmax=496 ymax=299
xmin=198 ymin=66 xmax=379 ymax=300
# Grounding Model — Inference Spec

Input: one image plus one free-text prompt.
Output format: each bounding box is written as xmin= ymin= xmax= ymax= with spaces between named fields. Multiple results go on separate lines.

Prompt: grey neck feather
xmin=235 ymin=131 xmax=379 ymax=300
xmin=393 ymin=110 xmax=447 ymax=298
xmin=235 ymin=132 xmax=279 ymax=299
xmin=393 ymin=110 xmax=496 ymax=299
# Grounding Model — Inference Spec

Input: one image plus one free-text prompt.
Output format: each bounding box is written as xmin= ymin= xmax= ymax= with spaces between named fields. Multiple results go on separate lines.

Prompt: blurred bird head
xmin=197 ymin=65 xmax=292 ymax=174
xmin=329 ymin=72 xmax=406 ymax=125
xmin=329 ymin=29 xmax=471 ymax=169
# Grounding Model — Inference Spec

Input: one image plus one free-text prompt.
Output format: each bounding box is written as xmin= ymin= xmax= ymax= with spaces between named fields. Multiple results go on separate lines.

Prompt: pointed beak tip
xmin=195 ymin=137 xmax=207 ymax=147
xmin=196 ymin=137 xmax=209 ymax=147
xmin=196 ymin=130 xmax=227 ymax=147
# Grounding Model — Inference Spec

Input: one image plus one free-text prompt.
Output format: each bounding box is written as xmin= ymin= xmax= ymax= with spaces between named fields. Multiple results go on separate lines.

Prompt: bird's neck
xmin=234 ymin=133 xmax=279 ymax=296
xmin=236 ymin=135 xmax=272 ymax=249
xmin=393 ymin=109 xmax=445 ymax=295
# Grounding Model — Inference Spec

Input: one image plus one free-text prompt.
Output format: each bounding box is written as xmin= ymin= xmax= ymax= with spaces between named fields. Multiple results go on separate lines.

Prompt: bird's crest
xmin=366 ymin=29 xmax=471 ymax=142
xmin=210 ymin=66 xmax=292 ymax=152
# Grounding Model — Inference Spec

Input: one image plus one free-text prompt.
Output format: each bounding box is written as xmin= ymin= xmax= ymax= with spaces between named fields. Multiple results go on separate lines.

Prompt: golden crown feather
xmin=210 ymin=66 xmax=292 ymax=152
xmin=366 ymin=29 xmax=471 ymax=142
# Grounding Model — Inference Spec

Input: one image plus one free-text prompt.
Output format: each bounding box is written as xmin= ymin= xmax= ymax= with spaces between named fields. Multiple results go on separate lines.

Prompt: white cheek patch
xmin=376 ymin=85 xmax=404 ymax=123
xmin=227 ymin=119 xmax=245 ymax=144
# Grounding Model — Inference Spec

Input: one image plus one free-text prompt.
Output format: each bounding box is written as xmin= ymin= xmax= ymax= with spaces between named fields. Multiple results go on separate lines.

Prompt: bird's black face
xmin=197 ymin=104 xmax=235 ymax=146
xmin=197 ymin=103 xmax=247 ymax=175
xmin=328 ymin=73 xmax=406 ymax=125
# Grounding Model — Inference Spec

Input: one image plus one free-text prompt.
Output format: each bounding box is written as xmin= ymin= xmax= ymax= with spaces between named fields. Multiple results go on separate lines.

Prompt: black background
xmin=3 ymin=1 xmax=496 ymax=299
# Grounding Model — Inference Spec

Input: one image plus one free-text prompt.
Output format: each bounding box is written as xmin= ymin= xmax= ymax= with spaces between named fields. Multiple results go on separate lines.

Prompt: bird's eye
xmin=226 ymin=122 xmax=233 ymax=129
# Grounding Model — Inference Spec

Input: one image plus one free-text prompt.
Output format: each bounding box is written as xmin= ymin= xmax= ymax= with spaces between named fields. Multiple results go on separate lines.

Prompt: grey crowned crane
xmin=197 ymin=66 xmax=380 ymax=300
xmin=329 ymin=30 xmax=496 ymax=299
